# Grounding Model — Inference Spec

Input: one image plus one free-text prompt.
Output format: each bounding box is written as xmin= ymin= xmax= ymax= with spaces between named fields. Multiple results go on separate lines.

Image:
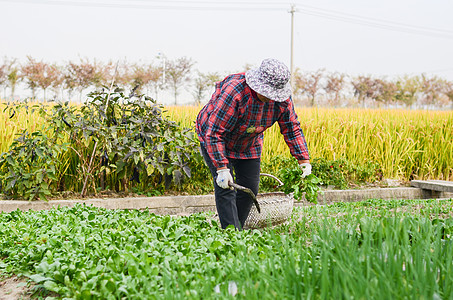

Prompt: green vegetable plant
xmin=311 ymin=157 xmax=348 ymax=189
xmin=261 ymin=155 xmax=381 ymax=192
xmin=0 ymin=129 xmax=67 ymax=200
xmin=279 ymin=159 xmax=322 ymax=203
xmin=2 ymin=199 xmax=452 ymax=299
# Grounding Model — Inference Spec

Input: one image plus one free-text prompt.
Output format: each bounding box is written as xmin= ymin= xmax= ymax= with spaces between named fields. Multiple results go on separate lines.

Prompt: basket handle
xmin=260 ymin=173 xmax=284 ymax=188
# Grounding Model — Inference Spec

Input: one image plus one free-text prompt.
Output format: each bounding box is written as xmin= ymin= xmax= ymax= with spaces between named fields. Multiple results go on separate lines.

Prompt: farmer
xmin=196 ymin=58 xmax=311 ymax=230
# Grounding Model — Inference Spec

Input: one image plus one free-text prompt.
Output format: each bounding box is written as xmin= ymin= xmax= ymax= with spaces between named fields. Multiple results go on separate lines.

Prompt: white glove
xmin=299 ymin=163 xmax=312 ymax=178
xmin=216 ymin=168 xmax=234 ymax=189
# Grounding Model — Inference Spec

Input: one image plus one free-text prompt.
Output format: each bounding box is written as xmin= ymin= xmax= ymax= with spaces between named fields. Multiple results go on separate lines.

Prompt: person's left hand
xmin=299 ymin=163 xmax=312 ymax=178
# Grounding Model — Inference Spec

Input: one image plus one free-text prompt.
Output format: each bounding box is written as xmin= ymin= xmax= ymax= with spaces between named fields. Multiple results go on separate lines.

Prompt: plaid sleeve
xmin=204 ymin=82 xmax=240 ymax=168
xmin=277 ymin=98 xmax=310 ymax=161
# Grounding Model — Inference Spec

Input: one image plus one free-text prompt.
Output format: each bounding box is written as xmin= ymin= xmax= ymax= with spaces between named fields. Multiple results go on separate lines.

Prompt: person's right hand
xmin=299 ymin=163 xmax=312 ymax=178
xmin=216 ymin=168 xmax=234 ymax=189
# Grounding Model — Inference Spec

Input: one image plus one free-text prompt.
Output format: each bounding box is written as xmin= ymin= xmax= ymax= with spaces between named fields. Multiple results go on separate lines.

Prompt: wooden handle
xmin=229 ymin=182 xmax=261 ymax=213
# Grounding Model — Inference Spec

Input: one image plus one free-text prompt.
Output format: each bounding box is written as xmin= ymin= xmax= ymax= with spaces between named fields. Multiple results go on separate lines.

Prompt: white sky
xmin=1 ymin=0 xmax=453 ymax=103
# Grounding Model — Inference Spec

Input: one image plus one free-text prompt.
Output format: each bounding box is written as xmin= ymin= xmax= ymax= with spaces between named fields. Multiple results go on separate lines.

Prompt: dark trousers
xmin=200 ymin=145 xmax=260 ymax=230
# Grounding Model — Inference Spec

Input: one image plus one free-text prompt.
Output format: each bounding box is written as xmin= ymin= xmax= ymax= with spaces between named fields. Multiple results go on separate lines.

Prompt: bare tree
xmin=66 ymin=60 xmax=88 ymax=101
xmin=66 ymin=58 xmax=105 ymax=101
xmin=372 ymin=78 xmax=398 ymax=106
xmin=50 ymin=65 xmax=65 ymax=101
xmin=165 ymin=57 xmax=195 ymax=105
xmin=419 ymin=74 xmax=444 ymax=107
xmin=192 ymin=71 xmax=221 ymax=104
xmin=0 ymin=60 xmax=7 ymax=100
xmin=2 ymin=57 xmax=20 ymax=101
xmin=441 ymin=80 xmax=453 ymax=109
xmin=39 ymin=63 xmax=60 ymax=101
xmin=21 ymin=56 xmax=41 ymax=100
xmin=394 ymin=75 xmax=421 ymax=108
xmin=130 ymin=64 xmax=147 ymax=93
xmin=351 ymin=75 xmax=376 ymax=107
xmin=6 ymin=55 xmax=453 ymax=109
xmin=145 ymin=64 xmax=164 ymax=99
xmin=325 ymin=72 xmax=346 ymax=106
xmin=101 ymin=60 xmax=117 ymax=86
xmin=22 ymin=57 xmax=62 ymax=101
xmin=130 ymin=63 xmax=162 ymax=98
xmin=291 ymin=68 xmax=305 ymax=104
xmin=40 ymin=64 xmax=60 ymax=101
xmin=63 ymin=63 xmax=78 ymax=101
xmin=8 ymin=68 xmax=20 ymax=101
xmin=113 ymin=60 xmax=132 ymax=89
xmin=294 ymin=69 xmax=324 ymax=106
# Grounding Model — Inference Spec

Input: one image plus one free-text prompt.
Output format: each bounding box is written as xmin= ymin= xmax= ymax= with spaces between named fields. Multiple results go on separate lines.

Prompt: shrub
xmin=0 ymin=87 xmax=198 ymax=199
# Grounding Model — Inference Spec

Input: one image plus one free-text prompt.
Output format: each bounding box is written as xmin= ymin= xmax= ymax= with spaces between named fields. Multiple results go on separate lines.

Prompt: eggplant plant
xmin=0 ymin=86 xmax=198 ymax=199
xmin=0 ymin=129 xmax=67 ymax=200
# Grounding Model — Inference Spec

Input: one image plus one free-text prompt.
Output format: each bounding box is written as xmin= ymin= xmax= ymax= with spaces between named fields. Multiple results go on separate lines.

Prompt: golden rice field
xmin=1 ymin=104 xmax=47 ymax=153
xmin=1 ymin=102 xmax=452 ymax=181
xmin=164 ymin=106 xmax=453 ymax=181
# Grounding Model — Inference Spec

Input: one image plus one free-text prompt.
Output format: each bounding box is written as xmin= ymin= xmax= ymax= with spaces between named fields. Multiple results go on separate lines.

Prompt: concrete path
xmin=410 ymin=180 xmax=453 ymax=193
xmin=1 ymin=186 xmax=452 ymax=214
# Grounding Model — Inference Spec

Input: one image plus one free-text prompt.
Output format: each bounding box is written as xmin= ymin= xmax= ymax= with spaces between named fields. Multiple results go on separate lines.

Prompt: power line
xmin=2 ymin=0 xmax=453 ymax=39
xmin=130 ymin=0 xmax=288 ymax=5
xmin=136 ymin=0 xmax=453 ymax=38
xmin=296 ymin=3 xmax=453 ymax=35
xmin=0 ymin=0 xmax=288 ymax=11
xmin=299 ymin=9 xmax=453 ymax=40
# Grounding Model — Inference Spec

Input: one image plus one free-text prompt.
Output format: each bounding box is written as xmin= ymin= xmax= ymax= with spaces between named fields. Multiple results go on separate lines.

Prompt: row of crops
xmin=0 ymin=88 xmax=452 ymax=200
xmin=1 ymin=199 xmax=452 ymax=298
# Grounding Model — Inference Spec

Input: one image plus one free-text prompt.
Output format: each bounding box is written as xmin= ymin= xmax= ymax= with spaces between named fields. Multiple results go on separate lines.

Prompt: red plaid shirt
xmin=196 ymin=73 xmax=310 ymax=169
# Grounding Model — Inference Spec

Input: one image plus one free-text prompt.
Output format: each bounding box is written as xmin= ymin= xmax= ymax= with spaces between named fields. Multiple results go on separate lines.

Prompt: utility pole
xmin=289 ymin=4 xmax=297 ymax=88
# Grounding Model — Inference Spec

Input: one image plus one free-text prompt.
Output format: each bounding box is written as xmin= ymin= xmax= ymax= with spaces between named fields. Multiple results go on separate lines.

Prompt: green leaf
xmin=35 ymin=148 xmax=44 ymax=158
xmin=6 ymin=156 xmax=15 ymax=166
xmin=183 ymin=165 xmax=191 ymax=177
xmin=146 ymin=164 xmax=155 ymax=176
xmin=39 ymin=193 xmax=48 ymax=201
xmin=43 ymin=280 xmax=60 ymax=292
xmin=29 ymin=274 xmax=52 ymax=283
xmin=209 ymin=240 xmax=222 ymax=252
xmin=36 ymin=171 xmax=44 ymax=183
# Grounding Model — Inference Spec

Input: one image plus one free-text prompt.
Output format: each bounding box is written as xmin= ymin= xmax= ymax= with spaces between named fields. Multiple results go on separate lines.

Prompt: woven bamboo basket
xmin=243 ymin=191 xmax=294 ymax=229
xmin=239 ymin=173 xmax=294 ymax=229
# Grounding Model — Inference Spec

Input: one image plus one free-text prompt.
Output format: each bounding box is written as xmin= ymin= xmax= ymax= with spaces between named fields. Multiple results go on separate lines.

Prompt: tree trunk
xmin=10 ymin=85 xmax=15 ymax=100
xmin=154 ymin=86 xmax=159 ymax=100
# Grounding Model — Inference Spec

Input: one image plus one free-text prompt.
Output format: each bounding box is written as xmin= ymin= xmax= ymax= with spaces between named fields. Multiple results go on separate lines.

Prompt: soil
xmin=0 ymin=276 xmax=30 ymax=300
xmin=0 ymin=276 xmax=58 ymax=300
